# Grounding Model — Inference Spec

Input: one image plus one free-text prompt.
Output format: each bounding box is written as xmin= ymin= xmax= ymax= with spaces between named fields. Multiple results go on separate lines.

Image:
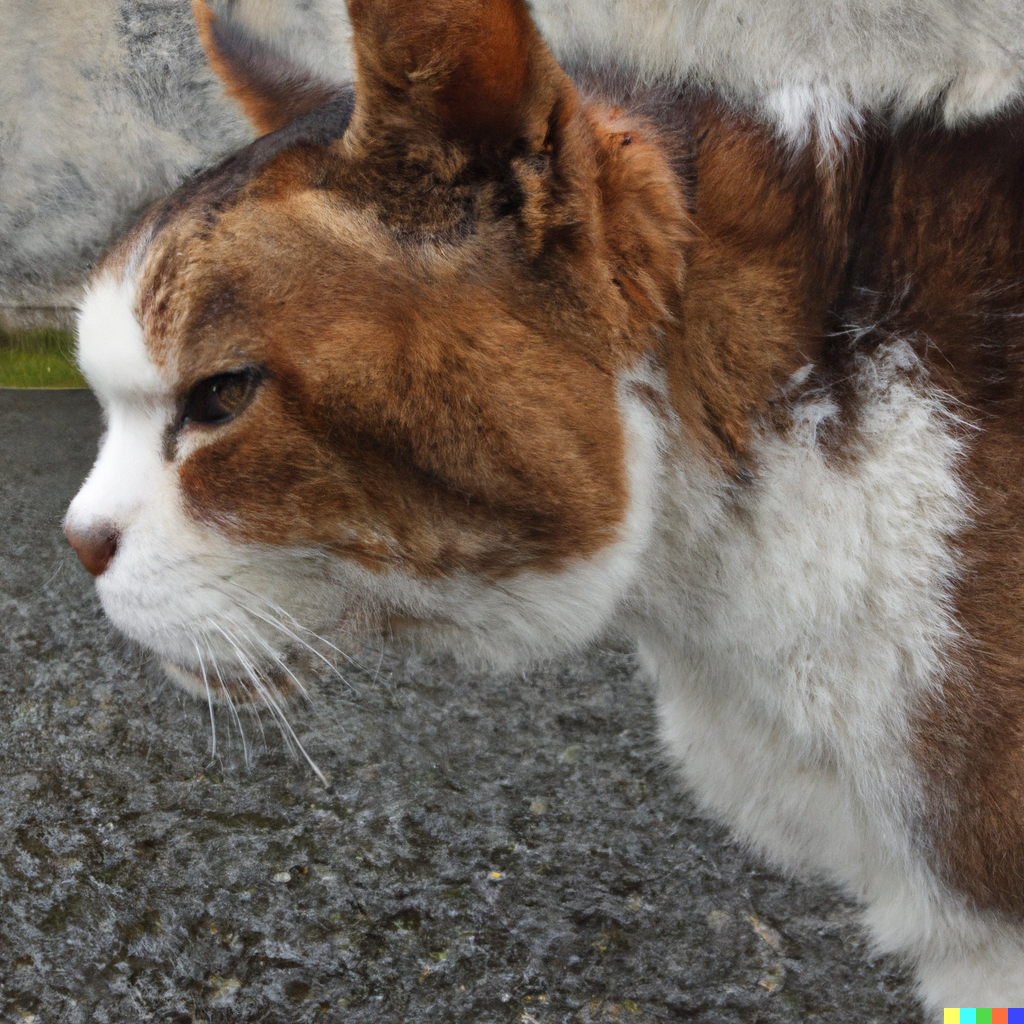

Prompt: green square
xmin=977 ymin=1011 xmax=993 ymax=1024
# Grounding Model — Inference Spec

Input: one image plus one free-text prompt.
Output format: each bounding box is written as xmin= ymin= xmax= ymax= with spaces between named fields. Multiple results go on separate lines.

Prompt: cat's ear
xmin=345 ymin=0 xmax=577 ymax=155
xmin=193 ymin=0 xmax=348 ymax=136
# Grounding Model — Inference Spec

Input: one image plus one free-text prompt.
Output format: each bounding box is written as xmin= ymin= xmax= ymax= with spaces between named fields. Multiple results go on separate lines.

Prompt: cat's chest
xmin=630 ymin=344 xmax=968 ymax=747
xmin=629 ymin=358 xmax=967 ymax=885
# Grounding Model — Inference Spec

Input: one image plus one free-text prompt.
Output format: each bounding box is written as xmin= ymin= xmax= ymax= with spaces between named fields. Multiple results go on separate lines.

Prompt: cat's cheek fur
xmin=383 ymin=362 xmax=670 ymax=669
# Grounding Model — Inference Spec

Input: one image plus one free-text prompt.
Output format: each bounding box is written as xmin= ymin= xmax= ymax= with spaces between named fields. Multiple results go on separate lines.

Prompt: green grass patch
xmin=0 ymin=327 xmax=86 ymax=388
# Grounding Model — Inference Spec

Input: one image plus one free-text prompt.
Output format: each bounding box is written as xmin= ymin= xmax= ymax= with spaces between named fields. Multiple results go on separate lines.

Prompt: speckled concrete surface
xmin=0 ymin=388 xmax=924 ymax=1023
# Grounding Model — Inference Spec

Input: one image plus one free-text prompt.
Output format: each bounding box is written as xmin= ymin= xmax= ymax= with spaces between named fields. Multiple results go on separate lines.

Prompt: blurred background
xmin=0 ymin=0 xmax=353 ymax=333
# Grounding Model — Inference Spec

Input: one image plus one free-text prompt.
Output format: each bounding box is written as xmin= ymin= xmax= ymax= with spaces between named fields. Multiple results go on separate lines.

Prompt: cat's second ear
xmin=193 ymin=0 xmax=349 ymax=136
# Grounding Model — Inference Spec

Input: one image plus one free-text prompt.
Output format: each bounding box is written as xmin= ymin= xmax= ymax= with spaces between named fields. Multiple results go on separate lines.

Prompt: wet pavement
xmin=0 ymin=388 xmax=923 ymax=1022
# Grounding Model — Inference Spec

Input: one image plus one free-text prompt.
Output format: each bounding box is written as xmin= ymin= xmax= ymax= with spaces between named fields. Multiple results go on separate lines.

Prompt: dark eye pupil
xmin=182 ymin=370 xmax=260 ymax=426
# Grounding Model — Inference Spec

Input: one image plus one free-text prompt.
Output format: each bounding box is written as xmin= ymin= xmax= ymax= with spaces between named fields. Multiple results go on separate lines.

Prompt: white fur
xmin=75 ymin=275 xmax=165 ymax=403
xmin=616 ymin=342 xmax=1024 ymax=1014
xmin=67 ymin=273 xmax=339 ymax=681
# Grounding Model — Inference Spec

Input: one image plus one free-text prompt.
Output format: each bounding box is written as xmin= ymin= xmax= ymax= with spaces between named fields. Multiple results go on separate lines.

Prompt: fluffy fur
xmin=63 ymin=0 xmax=1024 ymax=1017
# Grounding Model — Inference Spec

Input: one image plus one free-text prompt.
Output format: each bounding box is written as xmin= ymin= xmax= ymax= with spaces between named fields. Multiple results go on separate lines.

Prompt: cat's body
xmin=64 ymin=0 xmax=1024 ymax=1013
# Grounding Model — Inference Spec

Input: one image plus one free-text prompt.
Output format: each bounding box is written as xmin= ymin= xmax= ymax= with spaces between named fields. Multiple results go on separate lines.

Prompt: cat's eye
xmin=180 ymin=368 xmax=263 ymax=427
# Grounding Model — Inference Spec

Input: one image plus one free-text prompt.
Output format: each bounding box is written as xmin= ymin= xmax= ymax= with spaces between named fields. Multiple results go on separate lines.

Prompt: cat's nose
xmin=65 ymin=520 xmax=120 ymax=577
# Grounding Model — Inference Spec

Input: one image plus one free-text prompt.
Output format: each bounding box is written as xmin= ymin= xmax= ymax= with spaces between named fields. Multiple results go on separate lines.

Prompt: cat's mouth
xmin=161 ymin=659 xmax=299 ymax=704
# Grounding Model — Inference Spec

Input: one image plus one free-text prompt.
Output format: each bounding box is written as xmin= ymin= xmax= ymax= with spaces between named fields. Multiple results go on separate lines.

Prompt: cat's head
xmin=64 ymin=0 xmax=690 ymax=700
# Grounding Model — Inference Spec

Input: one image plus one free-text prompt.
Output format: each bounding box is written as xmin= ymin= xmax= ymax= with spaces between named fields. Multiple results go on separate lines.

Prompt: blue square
xmin=1007 ymin=1009 xmax=1024 ymax=1023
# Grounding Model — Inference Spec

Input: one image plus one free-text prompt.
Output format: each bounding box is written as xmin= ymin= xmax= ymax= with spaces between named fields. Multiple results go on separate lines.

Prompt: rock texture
xmin=0 ymin=389 xmax=926 ymax=1021
xmin=0 ymin=0 xmax=357 ymax=325
xmin=0 ymin=1 xmax=237 ymax=316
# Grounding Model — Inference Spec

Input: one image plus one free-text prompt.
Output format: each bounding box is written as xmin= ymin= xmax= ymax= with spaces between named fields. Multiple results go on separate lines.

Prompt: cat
xmin=64 ymin=0 xmax=1024 ymax=1012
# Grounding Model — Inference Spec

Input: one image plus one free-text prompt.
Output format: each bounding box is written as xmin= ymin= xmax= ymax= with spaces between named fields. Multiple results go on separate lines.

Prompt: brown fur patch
xmin=131 ymin=1 xmax=700 ymax=580
xmin=668 ymin=100 xmax=863 ymax=463
xmin=839 ymin=115 xmax=1024 ymax=916
xmin=135 ymin=150 xmax=639 ymax=578
xmin=347 ymin=0 xmax=535 ymax=147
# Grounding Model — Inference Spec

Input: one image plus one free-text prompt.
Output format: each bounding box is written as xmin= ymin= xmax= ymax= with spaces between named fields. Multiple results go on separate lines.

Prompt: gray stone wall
xmin=0 ymin=0 xmax=352 ymax=329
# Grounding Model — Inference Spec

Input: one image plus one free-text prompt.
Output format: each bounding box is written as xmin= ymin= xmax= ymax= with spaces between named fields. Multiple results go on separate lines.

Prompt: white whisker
xmin=204 ymin=630 xmax=254 ymax=764
xmin=209 ymin=619 xmax=329 ymax=786
xmin=216 ymin=575 xmax=373 ymax=678
xmin=191 ymin=637 xmax=218 ymax=762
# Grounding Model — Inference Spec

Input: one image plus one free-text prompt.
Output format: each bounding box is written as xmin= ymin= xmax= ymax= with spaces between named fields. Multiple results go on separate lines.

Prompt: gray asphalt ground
xmin=0 ymin=388 xmax=924 ymax=1023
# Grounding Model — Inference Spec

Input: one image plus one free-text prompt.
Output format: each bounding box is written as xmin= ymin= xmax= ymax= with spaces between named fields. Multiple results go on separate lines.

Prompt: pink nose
xmin=65 ymin=521 xmax=120 ymax=577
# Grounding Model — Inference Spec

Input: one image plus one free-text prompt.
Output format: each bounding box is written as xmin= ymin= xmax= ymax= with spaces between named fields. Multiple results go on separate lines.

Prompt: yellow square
xmin=945 ymin=1011 xmax=961 ymax=1024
